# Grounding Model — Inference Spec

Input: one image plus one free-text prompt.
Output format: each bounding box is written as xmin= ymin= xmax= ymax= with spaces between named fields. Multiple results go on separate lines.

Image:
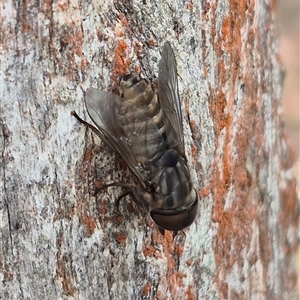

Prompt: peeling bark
xmin=0 ymin=0 xmax=298 ymax=299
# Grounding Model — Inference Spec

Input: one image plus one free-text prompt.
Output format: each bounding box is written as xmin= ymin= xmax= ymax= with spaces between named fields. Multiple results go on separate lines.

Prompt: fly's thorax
xmin=130 ymin=149 xmax=194 ymax=211
xmin=152 ymin=149 xmax=195 ymax=210
xmin=143 ymin=148 xmax=198 ymax=232
xmin=131 ymin=155 xmax=198 ymax=232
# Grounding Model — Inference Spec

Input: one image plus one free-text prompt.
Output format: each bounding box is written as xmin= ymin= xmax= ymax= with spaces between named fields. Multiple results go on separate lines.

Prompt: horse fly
xmin=71 ymin=42 xmax=198 ymax=235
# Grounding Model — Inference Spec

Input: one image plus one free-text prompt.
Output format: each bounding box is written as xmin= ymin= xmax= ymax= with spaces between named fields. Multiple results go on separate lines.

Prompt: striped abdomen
xmin=118 ymin=75 xmax=168 ymax=165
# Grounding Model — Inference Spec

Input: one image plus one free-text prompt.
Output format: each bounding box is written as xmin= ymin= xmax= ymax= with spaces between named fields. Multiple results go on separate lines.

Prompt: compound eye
xmin=150 ymin=196 xmax=198 ymax=232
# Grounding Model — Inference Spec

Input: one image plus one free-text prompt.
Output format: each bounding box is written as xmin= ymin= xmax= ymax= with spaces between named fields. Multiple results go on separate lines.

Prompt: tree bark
xmin=0 ymin=0 xmax=298 ymax=299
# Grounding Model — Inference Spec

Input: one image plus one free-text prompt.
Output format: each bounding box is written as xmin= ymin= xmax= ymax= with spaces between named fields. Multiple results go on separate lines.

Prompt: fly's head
xmin=149 ymin=149 xmax=198 ymax=232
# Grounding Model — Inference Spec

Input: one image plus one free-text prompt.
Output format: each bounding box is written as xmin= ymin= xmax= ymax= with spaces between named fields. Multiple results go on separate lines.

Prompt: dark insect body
xmin=72 ymin=42 xmax=198 ymax=234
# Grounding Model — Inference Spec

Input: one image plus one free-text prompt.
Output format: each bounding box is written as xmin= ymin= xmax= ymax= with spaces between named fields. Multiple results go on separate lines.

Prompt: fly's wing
xmin=158 ymin=42 xmax=185 ymax=155
xmin=85 ymin=88 xmax=166 ymax=187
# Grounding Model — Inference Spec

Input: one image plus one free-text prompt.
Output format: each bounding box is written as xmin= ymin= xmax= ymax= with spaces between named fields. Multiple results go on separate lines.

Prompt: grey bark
xmin=0 ymin=0 xmax=298 ymax=299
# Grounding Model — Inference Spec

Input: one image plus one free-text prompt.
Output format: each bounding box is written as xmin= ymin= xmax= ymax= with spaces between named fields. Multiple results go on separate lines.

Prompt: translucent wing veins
xmin=159 ymin=42 xmax=185 ymax=155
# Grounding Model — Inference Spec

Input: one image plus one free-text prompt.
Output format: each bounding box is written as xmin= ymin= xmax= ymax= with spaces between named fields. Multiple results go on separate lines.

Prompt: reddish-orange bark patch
xmin=209 ymin=0 xmax=272 ymax=298
xmin=3 ymin=270 xmax=14 ymax=282
xmin=97 ymin=198 xmax=108 ymax=215
xmin=114 ymin=40 xmax=131 ymax=78
xmin=22 ymin=22 xmax=31 ymax=33
xmin=81 ymin=212 xmax=97 ymax=236
xmin=208 ymin=0 xmax=297 ymax=293
xmin=56 ymin=235 xmax=75 ymax=296
xmin=189 ymin=119 xmax=197 ymax=131
xmin=142 ymin=243 xmax=156 ymax=257
xmin=142 ymin=282 xmax=152 ymax=297
xmin=115 ymin=214 xmax=124 ymax=224
xmin=185 ymin=285 xmax=196 ymax=300
xmin=142 ymin=242 xmax=163 ymax=259
xmin=134 ymin=65 xmax=141 ymax=73
xmin=186 ymin=259 xmax=193 ymax=267
xmin=191 ymin=143 xmax=198 ymax=159
xmin=279 ymin=177 xmax=299 ymax=295
xmin=118 ymin=13 xmax=128 ymax=27
xmin=156 ymin=290 xmax=163 ymax=300
xmin=174 ymin=243 xmax=184 ymax=256
xmin=200 ymin=184 xmax=211 ymax=198
xmin=146 ymin=39 xmax=156 ymax=47
xmin=57 ymin=2 xmax=68 ymax=10
xmin=114 ymin=232 xmax=127 ymax=245
xmin=187 ymin=1 xmax=194 ymax=11
xmin=57 ymin=258 xmax=74 ymax=297
xmin=148 ymin=230 xmax=190 ymax=298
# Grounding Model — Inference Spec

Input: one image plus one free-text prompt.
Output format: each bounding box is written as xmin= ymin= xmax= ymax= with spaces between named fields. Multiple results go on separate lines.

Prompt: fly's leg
xmin=95 ymin=182 xmax=136 ymax=212
xmin=71 ymin=110 xmax=104 ymax=140
xmin=115 ymin=191 xmax=134 ymax=210
xmin=71 ymin=111 xmax=140 ymax=214
xmin=72 ymin=110 xmax=134 ymax=202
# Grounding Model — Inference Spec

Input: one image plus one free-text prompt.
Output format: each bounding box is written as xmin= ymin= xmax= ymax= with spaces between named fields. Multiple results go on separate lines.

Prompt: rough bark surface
xmin=0 ymin=0 xmax=298 ymax=299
